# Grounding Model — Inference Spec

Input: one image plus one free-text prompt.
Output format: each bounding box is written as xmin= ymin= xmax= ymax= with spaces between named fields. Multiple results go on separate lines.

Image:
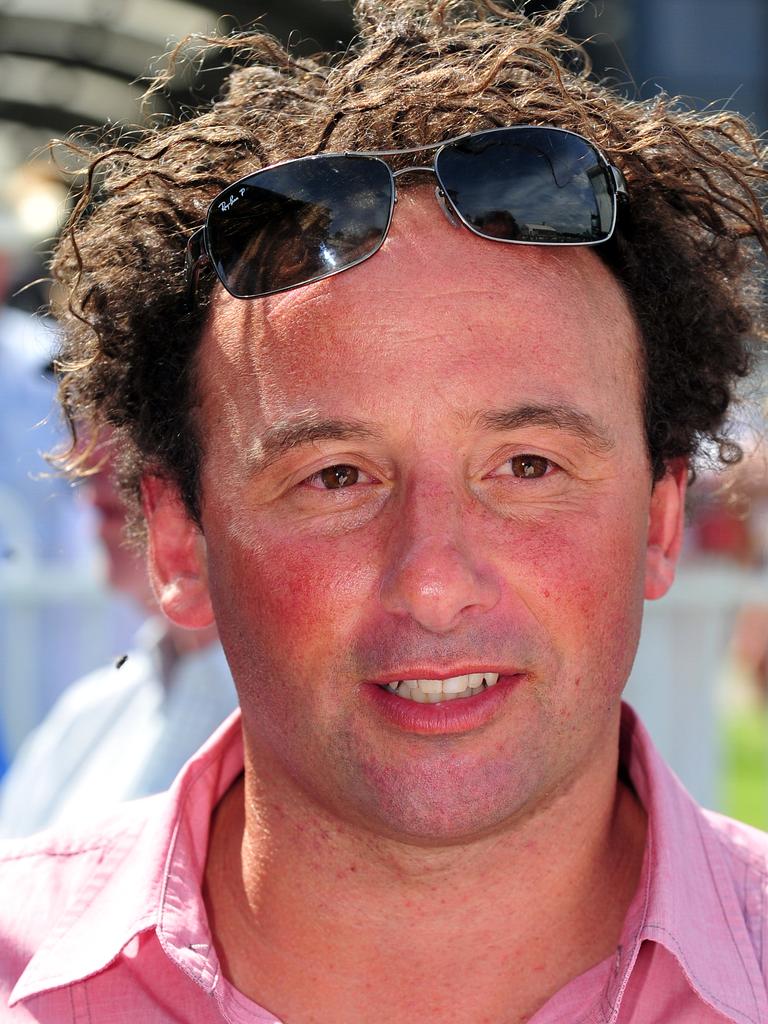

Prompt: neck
xmin=204 ymin=715 xmax=647 ymax=1024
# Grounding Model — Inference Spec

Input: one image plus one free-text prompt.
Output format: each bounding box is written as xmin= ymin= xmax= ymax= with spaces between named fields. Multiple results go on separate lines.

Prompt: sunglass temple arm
xmin=185 ymin=227 xmax=210 ymax=309
xmin=610 ymin=164 xmax=629 ymax=200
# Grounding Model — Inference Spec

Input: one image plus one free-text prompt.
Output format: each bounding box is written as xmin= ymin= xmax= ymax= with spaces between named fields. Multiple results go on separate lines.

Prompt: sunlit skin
xmin=145 ymin=189 xmax=686 ymax=1023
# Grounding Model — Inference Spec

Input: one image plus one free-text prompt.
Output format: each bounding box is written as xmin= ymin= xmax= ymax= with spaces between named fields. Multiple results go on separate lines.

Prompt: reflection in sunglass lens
xmin=207 ymin=155 xmax=394 ymax=298
xmin=436 ymin=128 xmax=614 ymax=244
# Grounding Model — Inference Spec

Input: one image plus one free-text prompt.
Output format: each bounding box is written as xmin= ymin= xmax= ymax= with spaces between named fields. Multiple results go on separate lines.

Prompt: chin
xmin=348 ymin=756 xmax=541 ymax=846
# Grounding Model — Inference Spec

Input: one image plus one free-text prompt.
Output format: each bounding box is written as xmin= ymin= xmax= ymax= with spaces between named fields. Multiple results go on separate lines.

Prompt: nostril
xmin=435 ymin=187 xmax=459 ymax=228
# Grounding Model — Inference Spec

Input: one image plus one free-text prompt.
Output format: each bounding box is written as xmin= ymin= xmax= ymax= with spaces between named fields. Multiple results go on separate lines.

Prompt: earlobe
xmin=141 ymin=475 xmax=215 ymax=629
xmin=644 ymin=458 xmax=688 ymax=601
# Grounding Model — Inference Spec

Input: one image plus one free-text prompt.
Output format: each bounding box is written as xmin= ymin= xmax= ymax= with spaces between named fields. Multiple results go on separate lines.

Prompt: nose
xmin=379 ymin=482 xmax=501 ymax=634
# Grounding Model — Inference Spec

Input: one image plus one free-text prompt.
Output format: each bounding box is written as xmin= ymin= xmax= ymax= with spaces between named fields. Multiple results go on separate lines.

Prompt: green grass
xmin=721 ymin=708 xmax=768 ymax=831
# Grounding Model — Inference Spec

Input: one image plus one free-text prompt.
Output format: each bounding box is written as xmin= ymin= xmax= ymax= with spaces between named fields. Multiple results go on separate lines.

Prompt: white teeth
xmin=383 ymin=672 xmax=502 ymax=703
xmin=443 ymin=674 xmax=470 ymax=694
xmin=418 ymin=679 xmax=442 ymax=694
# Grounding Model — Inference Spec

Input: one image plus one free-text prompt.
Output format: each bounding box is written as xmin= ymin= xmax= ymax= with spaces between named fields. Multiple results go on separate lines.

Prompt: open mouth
xmin=379 ymin=672 xmax=499 ymax=703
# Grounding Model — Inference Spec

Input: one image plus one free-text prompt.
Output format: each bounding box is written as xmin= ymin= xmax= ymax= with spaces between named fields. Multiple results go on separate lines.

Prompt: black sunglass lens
xmin=436 ymin=129 xmax=614 ymax=244
xmin=207 ymin=156 xmax=393 ymax=298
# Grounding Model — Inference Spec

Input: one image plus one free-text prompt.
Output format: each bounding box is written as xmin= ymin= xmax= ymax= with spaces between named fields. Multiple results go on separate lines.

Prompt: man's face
xmin=149 ymin=190 xmax=683 ymax=843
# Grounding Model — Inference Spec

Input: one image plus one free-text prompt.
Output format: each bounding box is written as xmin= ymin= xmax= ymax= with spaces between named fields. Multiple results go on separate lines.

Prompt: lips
xmin=367 ymin=671 xmax=521 ymax=735
xmin=380 ymin=671 xmax=499 ymax=703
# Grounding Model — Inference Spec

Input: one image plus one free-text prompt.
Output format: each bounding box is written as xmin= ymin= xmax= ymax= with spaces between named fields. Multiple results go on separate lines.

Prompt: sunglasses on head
xmin=185 ymin=125 xmax=628 ymax=302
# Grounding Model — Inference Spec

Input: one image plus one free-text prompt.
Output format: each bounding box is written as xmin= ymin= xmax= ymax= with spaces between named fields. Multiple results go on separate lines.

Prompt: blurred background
xmin=0 ymin=0 xmax=766 ymax=830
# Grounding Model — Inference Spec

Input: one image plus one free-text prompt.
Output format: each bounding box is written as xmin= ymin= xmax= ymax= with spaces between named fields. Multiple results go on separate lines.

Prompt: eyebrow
xmin=246 ymin=415 xmax=382 ymax=475
xmin=247 ymin=402 xmax=615 ymax=475
xmin=473 ymin=403 xmax=616 ymax=455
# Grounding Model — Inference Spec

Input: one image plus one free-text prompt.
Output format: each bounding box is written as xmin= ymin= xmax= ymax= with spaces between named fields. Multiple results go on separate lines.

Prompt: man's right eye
xmin=304 ymin=464 xmax=363 ymax=490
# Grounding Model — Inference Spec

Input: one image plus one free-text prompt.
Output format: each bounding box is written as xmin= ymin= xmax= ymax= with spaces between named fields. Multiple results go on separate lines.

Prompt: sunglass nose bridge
xmin=390 ymin=164 xmax=458 ymax=228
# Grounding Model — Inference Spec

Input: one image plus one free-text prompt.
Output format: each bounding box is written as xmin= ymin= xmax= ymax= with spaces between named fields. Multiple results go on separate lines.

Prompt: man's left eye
xmin=500 ymin=454 xmax=555 ymax=479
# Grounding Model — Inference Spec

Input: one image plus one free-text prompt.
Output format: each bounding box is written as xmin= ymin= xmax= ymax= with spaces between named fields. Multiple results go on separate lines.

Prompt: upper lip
xmin=367 ymin=666 xmax=519 ymax=686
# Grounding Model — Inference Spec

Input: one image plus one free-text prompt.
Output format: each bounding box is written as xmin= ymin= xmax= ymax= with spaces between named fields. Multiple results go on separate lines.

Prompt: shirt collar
xmin=10 ymin=711 xmax=244 ymax=1006
xmin=12 ymin=704 xmax=768 ymax=1021
xmin=602 ymin=704 xmax=768 ymax=1024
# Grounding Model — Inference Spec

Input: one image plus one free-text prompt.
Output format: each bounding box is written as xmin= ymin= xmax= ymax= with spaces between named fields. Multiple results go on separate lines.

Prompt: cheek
xmin=205 ymin=515 xmax=379 ymax=674
xmin=539 ymin=527 xmax=643 ymax=615
xmin=497 ymin=506 xmax=648 ymax=686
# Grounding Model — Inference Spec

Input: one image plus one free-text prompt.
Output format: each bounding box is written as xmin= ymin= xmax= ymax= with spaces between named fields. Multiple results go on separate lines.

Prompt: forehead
xmin=196 ymin=190 xmax=641 ymax=441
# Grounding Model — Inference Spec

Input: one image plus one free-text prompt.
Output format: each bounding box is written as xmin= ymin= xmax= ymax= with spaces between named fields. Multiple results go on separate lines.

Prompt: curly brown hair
xmin=51 ymin=0 xmax=768 ymax=536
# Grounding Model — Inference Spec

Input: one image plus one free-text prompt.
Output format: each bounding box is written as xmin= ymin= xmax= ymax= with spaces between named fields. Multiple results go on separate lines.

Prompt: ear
xmin=644 ymin=458 xmax=688 ymax=601
xmin=141 ymin=474 xmax=215 ymax=629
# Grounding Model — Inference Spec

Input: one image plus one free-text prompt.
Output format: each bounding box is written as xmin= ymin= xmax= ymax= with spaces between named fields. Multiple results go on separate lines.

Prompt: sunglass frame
xmin=185 ymin=125 xmax=628 ymax=303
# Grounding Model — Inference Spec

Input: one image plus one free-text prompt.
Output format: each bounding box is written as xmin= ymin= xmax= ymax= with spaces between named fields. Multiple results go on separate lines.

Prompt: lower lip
xmin=365 ymin=675 xmax=523 ymax=736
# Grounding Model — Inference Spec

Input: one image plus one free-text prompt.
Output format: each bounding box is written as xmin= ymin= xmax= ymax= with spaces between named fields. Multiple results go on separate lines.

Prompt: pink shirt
xmin=2 ymin=703 xmax=767 ymax=1023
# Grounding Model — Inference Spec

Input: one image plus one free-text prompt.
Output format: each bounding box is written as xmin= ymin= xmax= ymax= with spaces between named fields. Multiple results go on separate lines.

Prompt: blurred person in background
xmin=0 ymin=194 xmax=90 ymax=564
xmin=714 ymin=439 xmax=768 ymax=702
xmin=0 ymin=435 xmax=237 ymax=835
xmin=0 ymin=191 xmax=104 ymax=777
xmin=687 ymin=437 xmax=768 ymax=698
